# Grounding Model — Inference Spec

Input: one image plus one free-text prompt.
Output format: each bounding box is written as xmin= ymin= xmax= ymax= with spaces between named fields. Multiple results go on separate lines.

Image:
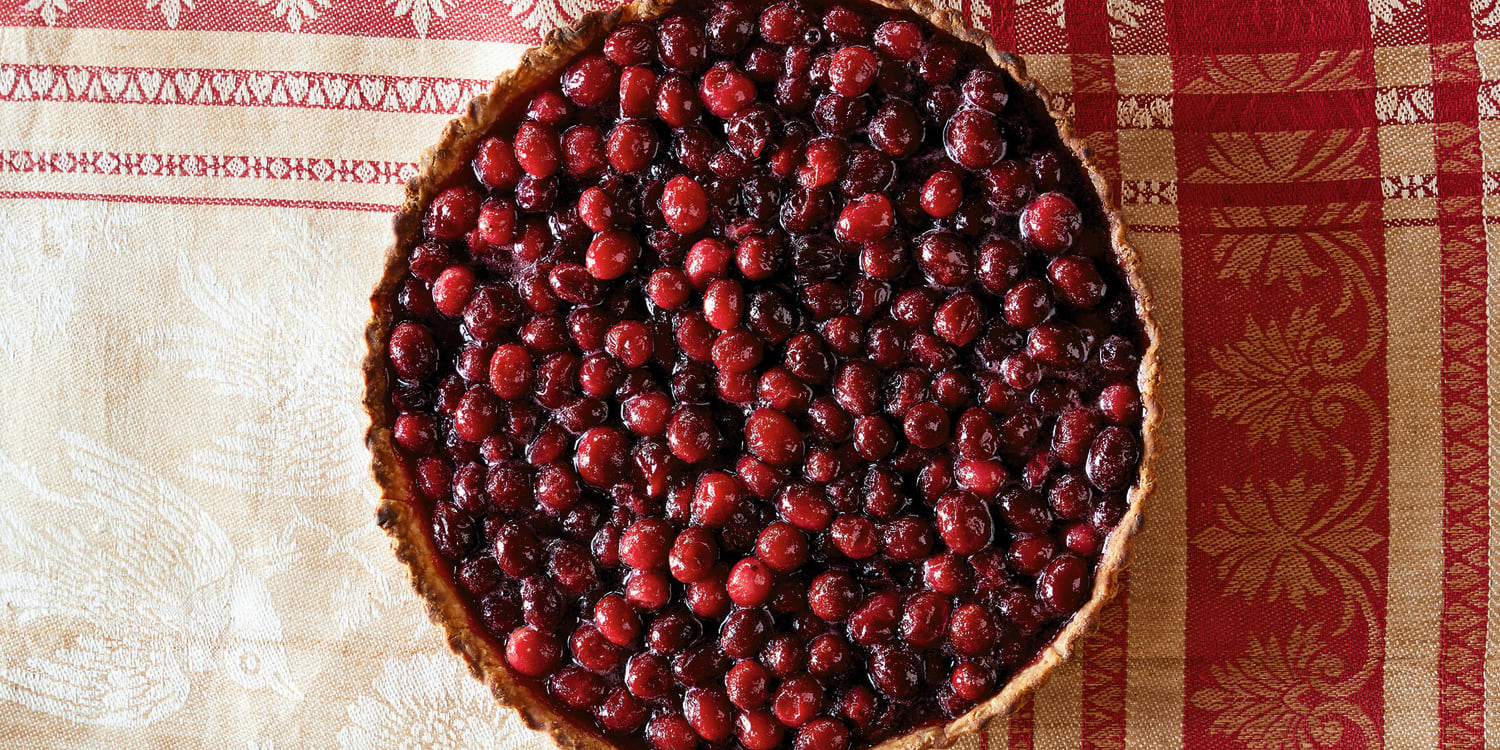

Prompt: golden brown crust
xmin=363 ymin=1 xmax=1162 ymax=748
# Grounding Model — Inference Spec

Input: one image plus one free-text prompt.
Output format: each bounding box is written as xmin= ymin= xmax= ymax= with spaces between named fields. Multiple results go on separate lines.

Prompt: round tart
xmin=364 ymin=1 xmax=1161 ymax=748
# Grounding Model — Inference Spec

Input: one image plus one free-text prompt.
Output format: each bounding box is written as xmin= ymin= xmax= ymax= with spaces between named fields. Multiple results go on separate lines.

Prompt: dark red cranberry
xmin=388 ymin=322 xmax=438 ymax=382
xmin=943 ymin=108 xmax=1004 ymax=168
xmin=1021 ymin=192 xmax=1083 ymax=254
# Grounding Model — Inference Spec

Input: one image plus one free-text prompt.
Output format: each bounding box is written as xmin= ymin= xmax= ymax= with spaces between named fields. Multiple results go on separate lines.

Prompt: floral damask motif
xmin=152 ymin=212 xmax=371 ymax=501
xmin=1188 ymin=129 xmax=1373 ymax=183
xmin=0 ymin=432 xmax=298 ymax=726
xmin=1116 ymin=95 xmax=1172 ymax=129
xmin=337 ymin=653 xmax=516 ymax=749
xmin=1192 ymin=627 xmax=1378 ymax=749
xmin=1178 ymin=51 xmax=1367 ymax=94
xmin=1201 ymin=204 xmax=1373 ymax=293
xmin=1195 ymin=307 xmax=1377 ymax=458
xmin=254 ymin=0 xmax=329 ymax=32
xmin=1194 ymin=473 xmax=1381 ymax=609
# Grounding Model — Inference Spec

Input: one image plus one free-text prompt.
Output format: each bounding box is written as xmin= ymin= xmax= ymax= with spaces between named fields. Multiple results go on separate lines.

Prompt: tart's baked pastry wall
xmin=363 ymin=1 xmax=1161 ymax=747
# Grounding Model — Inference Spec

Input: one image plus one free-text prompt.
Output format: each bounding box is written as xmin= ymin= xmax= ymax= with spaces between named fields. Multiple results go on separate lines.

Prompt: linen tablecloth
xmin=0 ymin=0 xmax=1493 ymax=747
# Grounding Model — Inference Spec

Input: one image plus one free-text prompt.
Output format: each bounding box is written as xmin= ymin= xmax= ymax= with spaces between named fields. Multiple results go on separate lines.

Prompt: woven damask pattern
xmin=0 ymin=0 xmax=1493 ymax=748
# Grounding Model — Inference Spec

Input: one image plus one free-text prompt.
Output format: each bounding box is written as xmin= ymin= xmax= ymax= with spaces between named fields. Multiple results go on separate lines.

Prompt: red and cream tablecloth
xmin=0 ymin=0 xmax=1493 ymax=747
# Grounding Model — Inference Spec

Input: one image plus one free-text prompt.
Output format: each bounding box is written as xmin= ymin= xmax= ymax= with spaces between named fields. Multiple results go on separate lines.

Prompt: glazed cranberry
xmin=424 ymin=186 xmax=481 ymax=242
xmin=688 ymin=470 xmax=740 ymax=527
xmin=607 ymin=121 xmax=658 ymax=173
xmin=562 ymin=55 xmax=618 ymax=108
xmin=506 ymin=625 xmax=562 ymax=677
xmin=661 ymin=175 xmax=710 ymax=234
xmin=828 ymin=46 xmax=879 ymax=97
xmin=796 ymin=719 xmax=851 ymax=750
xmin=834 ymin=193 xmax=895 ymax=244
xmin=627 ymin=569 xmax=673 ymax=610
xmin=513 ymin=121 xmax=561 ymax=179
xmin=473 ymin=137 xmax=521 ymax=190
xmin=943 ymin=108 xmax=1004 ymax=168
xmin=773 ymin=674 xmax=823 ymax=728
xmin=1086 ymin=425 xmax=1140 ymax=491
xmin=658 ymin=15 xmax=708 ymax=72
xmin=722 ymin=659 xmax=771 ymax=712
xmin=1037 ymin=554 xmax=1090 ymax=613
xmin=759 ymin=2 xmax=808 ymax=43
xmin=916 ymin=232 xmax=974 ymax=287
xmin=918 ymin=169 xmax=963 ymax=218
xmin=453 ymin=386 xmax=501 ymax=442
xmin=741 ymin=408 xmax=804 ymax=467
xmin=1048 ymin=254 xmax=1107 ymax=307
xmin=868 ymin=647 xmax=922 ymax=698
xmin=683 ymin=688 xmax=734 ymax=743
xmin=728 ymin=557 xmax=775 ymax=606
xmin=645 ymin=713 xmax=699 ymax=750
xmin=873 ymin=19 xmax=923 ymax=58
xmin=922 ymin=552 xmax=970 ymax=596
xmin=598 ymin=687 xmax=650 ymax=733
xmin=1099 ymin=382 xmax=1142 ymax=425
xmin=1021 ymin=192 xmax=1083 ymax=254
xmin=867 ymin=100 xmax=923 ymax=158
xmin=388 ymin=322 xmax=438 ymax=382
xmin=574 ymin=426 xmax=629 ymax=488
xmin=753 ymin=522 xmax=809 ymax=573
xmin=699 ymin=61 xmax=756 ymax=118
xmin=902 ymin=402 xmax=951 ymax=449
xmin=738 ymin=710 xmax=786 ymax=750
xmin=1003 ymin=278 xmax=1054 ymax=329
xmin=1027 ymin=322 xmax=1087 ymax=368
xmin=605 ymin=22 xmax=655 ymax=65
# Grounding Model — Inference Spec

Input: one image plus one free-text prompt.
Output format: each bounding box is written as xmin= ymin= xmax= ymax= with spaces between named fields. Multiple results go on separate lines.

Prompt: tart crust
xmin=363 ymin=2 xmax=1163 ymax=748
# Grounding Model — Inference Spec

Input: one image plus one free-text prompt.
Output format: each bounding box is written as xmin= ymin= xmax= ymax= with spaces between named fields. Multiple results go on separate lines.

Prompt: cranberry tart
xmin=365 ymin=0 xmax=1160 ymax=748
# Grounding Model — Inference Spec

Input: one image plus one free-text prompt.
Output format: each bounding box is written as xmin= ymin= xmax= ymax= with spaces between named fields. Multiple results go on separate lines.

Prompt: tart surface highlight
xmin=365 ymin=1 xmax=1161 ymax=749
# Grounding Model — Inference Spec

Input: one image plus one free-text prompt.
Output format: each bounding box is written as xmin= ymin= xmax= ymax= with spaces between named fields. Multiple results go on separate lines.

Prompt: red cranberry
xmin=1086 ymin=425 xmax=1140 ymax=490
xmin=773 ymin=674 xmax=823 ymax=727
xmin=684 ymin=688 xmax=734 ymax=742
xmin=388 ymin=322 xmax=438 ymax=382
xmin=727 ymin=658 xmax=773 ymax=709
xmin=562 ymin=55 xmax=618 ymax=108
xmin=916 ymin=232 xmax=974 ymax=287
xmin=1021 ymin=192 xmax=1083 ymax=254
xmin=835 ymin=193 xmax=895 ymax=244
xmin=1037 ymin=554 xmax=1090 ymax=613
xmin=943 ymin=108 xmax=1004 ymax=168
xmin=1099 ymin=382 xmax=1142 ymax=425
xmin=737 ymin=709 xmax=786 ymax=750
xmin=473 ymin=137 xmax=521 ymax=190
xmin=506 ymin=625 xmax=562 ymax=676
xmin=701 ymin=61 xmax=757 ymax=117
xmin=661 ymin=175 xmax=710 ymax=234
xmin=728 ymin=557 xmax=775 ymax=606
xmin=658 ymin=15 xmax=708 ymax=72
xmin=424 ymin=186 xmax=481 ymax=242
xmin=829 ymin=46 xmax=878 ymax=97
xmin=869 ymin=100 xmax=923 ymax=157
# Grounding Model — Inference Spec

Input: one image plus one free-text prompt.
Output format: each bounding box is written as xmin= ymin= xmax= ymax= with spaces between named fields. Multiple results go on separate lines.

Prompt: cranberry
xmin=684 ymin=688 xmax=734 ymax=742
xmin=835 ymin=193 xmax=895 ymax=244
xmin=869 ymin=100 xmax=923 ymax=157
xmin=661 ymin=175 xmax=710 ymax=234
xmin=423 ymin=186 xmax=481 ymax=242
xmin=658 ymin=15 xmax=708 ymax=72
xmin=943 ymin=108 xmax=1004 ymax=168
xmin=1099 ymin=382 xmax=1142 ymax=425
xmin=506 ymin=626 xmax=562 ymax=676
xmin=916 ymin=232 xmax=974 ymax=287
xmin=701 ymin=61 xmax=757 ymax=118
xmin=829 ymin=46 xmax=879 ymax=97
xmin=1021 ymin=192 xmax=1083 ymax=254
xmin=388 ymin=322 xmax=438 ymax=382
xmin=473 ymin=137 xmax=521 ymax=190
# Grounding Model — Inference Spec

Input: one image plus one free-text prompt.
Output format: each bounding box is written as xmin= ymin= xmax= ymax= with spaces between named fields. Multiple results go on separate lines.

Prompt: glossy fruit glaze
xmin=382 ymin=1 xmax=1145 ymax=748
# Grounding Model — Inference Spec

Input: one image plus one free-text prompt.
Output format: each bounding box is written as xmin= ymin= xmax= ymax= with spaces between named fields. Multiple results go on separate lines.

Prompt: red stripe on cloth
xmin=1172 ymin=0 xmax=1388 ymax=744
xmin=1425 ymin=1 xmax=1490 ymax=745
xmin=1007 ymin=698 xmax=1034 ymax=750
xmin=0 ymin=0 xmax=617 ymax=42
xmin=1 ymin=150 xmax=418 ymax=184
xmin=1079 ymin=578 xmax=1127 ymax=750
xmin=0 ymin=190 xmax=397 ymax=211
xmin=0 ymin=64 xmax=489 ymax=114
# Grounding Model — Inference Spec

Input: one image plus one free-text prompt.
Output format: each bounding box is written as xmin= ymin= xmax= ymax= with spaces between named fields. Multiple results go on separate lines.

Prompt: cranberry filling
xmin=383 ymin=1 xmax=1145 ymax=748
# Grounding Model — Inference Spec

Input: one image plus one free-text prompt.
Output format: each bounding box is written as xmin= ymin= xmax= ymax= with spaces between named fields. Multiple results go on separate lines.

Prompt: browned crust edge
xmin=362 ymin=1 xmax=1163 ymax=748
